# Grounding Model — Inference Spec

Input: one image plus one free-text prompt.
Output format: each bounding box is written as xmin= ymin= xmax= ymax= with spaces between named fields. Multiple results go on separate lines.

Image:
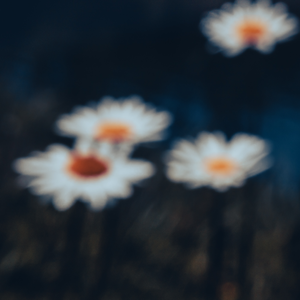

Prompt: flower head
xmin=14 ymin=143 xmax=154 ymax=210
xmin=56 ymin=95 xmax=172 ymax=145
xmin=201 ymin=0 xmax=298 ymax=56
xmin=165 ymin=132 xmax=271 ymax=191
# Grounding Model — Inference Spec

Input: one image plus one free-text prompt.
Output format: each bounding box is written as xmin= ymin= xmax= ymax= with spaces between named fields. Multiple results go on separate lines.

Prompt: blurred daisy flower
xmin=201 ymin=0 xmax=298 ymax=56
xmin=165 ymin=132 xmax=271 ymax=191
xmin=56 ymin=95 xmax=172 ymax=145
xmin=14 ymin=141 xmax=154 ymax=211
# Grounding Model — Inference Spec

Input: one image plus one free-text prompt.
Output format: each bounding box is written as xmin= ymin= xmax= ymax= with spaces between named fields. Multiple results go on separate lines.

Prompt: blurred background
xmin=1 ymin=0 xmax=300 ymax=299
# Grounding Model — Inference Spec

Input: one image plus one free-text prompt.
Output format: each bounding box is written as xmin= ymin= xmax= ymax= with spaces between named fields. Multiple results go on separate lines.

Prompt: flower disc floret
xmin=165 ymin=132 xmax=271 ymax=191
xmin=14 ymin=144 xmax=154 ymax=210
xmin=201 ymin=0 xmax=298 ymax=56
xmin=67 ymin=154 xmax=109 ymax=179
xmin=56 ymin=95 xmax=172 ymax=144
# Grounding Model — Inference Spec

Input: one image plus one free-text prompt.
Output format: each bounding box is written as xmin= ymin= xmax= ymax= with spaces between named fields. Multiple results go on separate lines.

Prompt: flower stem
xmin=206 ymin=191 xmax=226 ymax=300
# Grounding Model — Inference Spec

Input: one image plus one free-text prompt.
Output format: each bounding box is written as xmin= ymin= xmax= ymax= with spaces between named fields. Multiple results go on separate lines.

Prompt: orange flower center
xmin=95 ymin=122 xmax=132 ymax=142
xmin=205 ymin=157 xmax=238 ymax=176
xmin=68 ymin=154 xmax=108 ymax=178
xmin=237 ymin=20 xmax=266 ymax=45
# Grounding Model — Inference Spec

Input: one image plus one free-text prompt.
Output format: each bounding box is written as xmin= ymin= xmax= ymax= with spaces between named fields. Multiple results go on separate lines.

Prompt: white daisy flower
xmin=201 ymin=0 xmax=298 ymax=56
xmin=56 ymin=95 xmax=172 ymax=145
xmin=165 ymin=132 xmax=271 ymax=191
xmin=13 ymin=143 xmax=154 ymax=211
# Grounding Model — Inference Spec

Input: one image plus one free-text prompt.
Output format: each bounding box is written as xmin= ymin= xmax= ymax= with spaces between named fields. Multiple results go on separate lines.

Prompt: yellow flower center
xmin=237 ymin=20 xmax=267 ymax=45
xmin=204 ymin=157 xmax=238 ymax=176
xmin=68 ymin=154 xmax=108 ymax=178
xmin=95 ymin=122 xmax=132 ymax=142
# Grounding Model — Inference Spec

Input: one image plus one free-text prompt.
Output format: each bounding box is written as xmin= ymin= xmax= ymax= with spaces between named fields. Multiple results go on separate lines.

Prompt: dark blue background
xmin=1 ymin=1 xmax=300 ymax=299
